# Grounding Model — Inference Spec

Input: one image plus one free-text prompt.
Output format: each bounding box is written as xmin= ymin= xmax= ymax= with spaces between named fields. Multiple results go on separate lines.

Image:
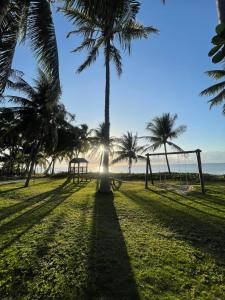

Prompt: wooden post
xmin=145 ymin=154 xmax=149 ymax=189
xmin=86 ymin=163 xmax=88 ymax=182
xmin=78 ymin=163 xmax=80 ymax=183
xmin=196 ymin=150 xmax=205 ymax=194
xmin=73 ymin=164 xmax=75 ymax=183
xmin=148 ymin=156 xmax=154 ymax=185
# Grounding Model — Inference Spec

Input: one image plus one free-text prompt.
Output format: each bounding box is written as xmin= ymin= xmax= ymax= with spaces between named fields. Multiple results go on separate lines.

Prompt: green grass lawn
xmin=0 ymin=178 xmax=224 ymax=299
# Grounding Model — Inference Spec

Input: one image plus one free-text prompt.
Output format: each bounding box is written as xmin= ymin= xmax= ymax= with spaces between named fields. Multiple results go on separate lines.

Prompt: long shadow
xmin=0 ymin=186 xmax=24 ymax=195
xmin=0 ymin=181 xmax=88 ymax=253
xmin=87 ymin=192 xmax=139 ymax=299
xmin=148 ymin=189 xmax=225 ymax=222
xmin=120 ymin=190 xmax=225 ymax=263
xmin=0 ymin=180 xmax=70 ymax=222
xmin=168 ymin=190 xmax=225 ymax=214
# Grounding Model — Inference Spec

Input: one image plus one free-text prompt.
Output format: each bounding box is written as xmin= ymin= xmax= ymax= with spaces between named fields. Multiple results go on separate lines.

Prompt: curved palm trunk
xmin=164 ymin=142 xmax=171 ymax=174
xmin=44 ymin=158 xmax=53 ymax=175
xmin=99 ymin=41 xmax=111 ymax=193
xmin=24 ymin=140 xmax=41 ymax=187
xmin=217 ymin=0 xmax=225 ymax=24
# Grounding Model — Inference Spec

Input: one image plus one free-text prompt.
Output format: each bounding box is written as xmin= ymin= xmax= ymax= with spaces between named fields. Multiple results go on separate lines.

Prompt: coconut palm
xmin=3 ymin=69 xmax=61 ymax=186
xmin=112 ymin=131 xmax=145 ymax=174
xmin=89 ymin=122 xmax=115 ymax=171
xmin=144 ymin=113 xmax=187 ymax=174
xmin=62 ymin=0 xmax=157 ymax=192
xmin=200 ymin=70 xmax=225 ymax=114
xmin=0 ymin=0 xmax=59 ymax=94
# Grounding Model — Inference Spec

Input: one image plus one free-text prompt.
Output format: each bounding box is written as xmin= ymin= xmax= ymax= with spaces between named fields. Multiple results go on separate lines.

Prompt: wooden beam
xmin=146 ymin=149 xmax=201 ymax=157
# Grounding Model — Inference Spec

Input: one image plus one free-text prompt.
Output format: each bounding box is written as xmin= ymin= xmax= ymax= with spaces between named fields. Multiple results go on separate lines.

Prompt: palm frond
xmin=200 ymin=81 xmax=225 ymax=96
xmin=27 ymin=0 xmax=60 ymax=88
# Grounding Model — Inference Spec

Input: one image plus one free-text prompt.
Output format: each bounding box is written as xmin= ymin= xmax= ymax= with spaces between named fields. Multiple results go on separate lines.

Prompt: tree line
xmin=0 ymin=0 xmax=224 ymax=192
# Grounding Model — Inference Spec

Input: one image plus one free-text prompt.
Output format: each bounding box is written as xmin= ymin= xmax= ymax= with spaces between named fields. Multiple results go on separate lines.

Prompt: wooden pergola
xmin=68 ymin=158 xmax=89 ymax=183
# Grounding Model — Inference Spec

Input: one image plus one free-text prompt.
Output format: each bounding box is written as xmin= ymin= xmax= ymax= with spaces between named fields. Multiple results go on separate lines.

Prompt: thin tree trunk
xmin=99 ymin=40 xmax=111 ymax=193
xmin=24 ymin=141 xmax=41 ymax=187
xmin=164 ymin=143 xmax=171 ymax=174
xmin=44 ymin=158 xmax=53 ymax=175
xmin=51 ymin=156 xmax=56 ymax=175
xmin=217 ymin=0 xmax=225 ymax=24
xmin=128 ymin=157 xmax=132 ymax=174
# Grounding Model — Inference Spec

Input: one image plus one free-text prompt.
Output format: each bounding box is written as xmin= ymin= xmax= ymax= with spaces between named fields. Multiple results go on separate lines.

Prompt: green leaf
xmin=212 ymin=47 xmax=225 ymax=63
xmin=208 ymin=45 xmax=221 ymax=57
xmin=216 ymin=23 xmax=225 ymax=35
xmin=211 ymin=35 xmax=224 ymax=45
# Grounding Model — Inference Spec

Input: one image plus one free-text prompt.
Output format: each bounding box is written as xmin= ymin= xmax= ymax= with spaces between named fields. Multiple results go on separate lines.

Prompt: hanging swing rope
xmin=145 ymin=149 xmax=206 ymax=194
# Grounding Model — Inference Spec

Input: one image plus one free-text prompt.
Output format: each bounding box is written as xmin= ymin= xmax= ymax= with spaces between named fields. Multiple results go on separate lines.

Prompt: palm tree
xmin=0 ymin=0 xmax=60 ymax=94
xmin=112 ymin=131 xmax=145 ymax=174
xmin=62 ymin=0 xmax=157 ymax=192
xmin=200 ymin=70 xmax=225 ymax=114
xmin=89 ymin=122 xmax=115 ymax=171
xmin=144 ymin=113 xmax=187 ymax=174
xmin=3 ymin=69 xmax=61 ymax=186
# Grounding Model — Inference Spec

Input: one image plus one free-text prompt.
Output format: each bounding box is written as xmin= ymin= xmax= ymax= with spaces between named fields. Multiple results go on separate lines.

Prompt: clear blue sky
xmin=13 ymin=0 xmax=225 ymax=162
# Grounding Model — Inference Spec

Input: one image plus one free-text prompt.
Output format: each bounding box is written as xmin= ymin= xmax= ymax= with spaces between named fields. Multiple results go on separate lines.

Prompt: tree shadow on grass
xmin=0 ymin=178 xmax=72 ymax=222
xmin=168 ymin=189 xmax=225 ymax=214
xmin=87 ymin=192 xmax=139 ymax=299
xmin=120 ymin=189 xmax=225 ymax=263
xmin=0 ymin=181 xmax=88 ymax=253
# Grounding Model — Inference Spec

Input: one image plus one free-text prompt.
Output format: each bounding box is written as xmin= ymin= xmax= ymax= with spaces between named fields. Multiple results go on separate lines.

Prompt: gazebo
xmin=68 ymin=158 xmax=89 ymax=183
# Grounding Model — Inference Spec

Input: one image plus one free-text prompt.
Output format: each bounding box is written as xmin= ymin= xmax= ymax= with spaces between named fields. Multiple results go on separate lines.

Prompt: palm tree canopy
xmin=2 ymin=69 xmax=61 ymax=151
xmin=62 ymin=0 xmax=158 ymax=75
xmin=145 ymin=113 xmax=187 ymax=152
xmin=0 ymin=0 xmax=60 ymax=94
xmin=89 ymin=122 xmax=115 ymax=158
xmin=201 ymin=70 xmax=225 ymax=114
xmin=112 ymin=131 xmax=145 ymax=165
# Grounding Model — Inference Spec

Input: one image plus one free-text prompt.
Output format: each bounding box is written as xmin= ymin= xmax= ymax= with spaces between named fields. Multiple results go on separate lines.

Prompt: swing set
xmin=145 ymin=149 xmax=205 ymax=194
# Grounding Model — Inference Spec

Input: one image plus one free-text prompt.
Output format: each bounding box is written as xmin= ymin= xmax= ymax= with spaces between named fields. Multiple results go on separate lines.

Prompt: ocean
xmin=110 ymin=163 xmax=225 ymax=175
xmin=54 ymin=163 xmax=225 ymax=175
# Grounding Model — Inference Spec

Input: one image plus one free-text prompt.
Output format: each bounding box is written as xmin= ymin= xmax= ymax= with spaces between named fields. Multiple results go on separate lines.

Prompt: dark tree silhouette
xmin=62 ymin=0 xmax=157 ymax=192
xmin=144 ymin=113 xmax=186 ymax=174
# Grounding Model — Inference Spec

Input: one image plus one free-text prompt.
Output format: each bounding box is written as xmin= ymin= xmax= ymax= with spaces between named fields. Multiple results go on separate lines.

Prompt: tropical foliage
xmin=112 ymin=131 xmax=145 ymax=174
xmin=144 ymin=113 xmax=187 ymax=174
xmin=0 ymin=0 xmax=59 ymax=94
xmin=62 ymin=0 xmax=157 ymax=192
xmin=0 ymin=69 xmax=88 ymax=186
xmin=200 ymin=70 xmax=225 ymax=114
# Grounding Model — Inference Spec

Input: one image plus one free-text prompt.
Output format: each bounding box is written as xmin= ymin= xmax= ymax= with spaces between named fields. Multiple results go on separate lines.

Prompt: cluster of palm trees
xmin=91 ymin=113 xmax=186 ymax=175
xmin=0 ymin=69 xmax=90 ymax=186
xmin=0 ymin=0 xmax=223 ymax=192
xmin=0 ymin=0 xmax=158 ymax=192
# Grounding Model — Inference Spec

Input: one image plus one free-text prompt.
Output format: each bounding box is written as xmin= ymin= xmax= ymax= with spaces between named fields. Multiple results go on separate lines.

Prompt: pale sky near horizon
xmin=11 ymin=0 xmax=225 ymax=167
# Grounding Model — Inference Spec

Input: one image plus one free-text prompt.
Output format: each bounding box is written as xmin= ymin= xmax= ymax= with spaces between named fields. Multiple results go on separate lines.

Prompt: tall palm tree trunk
xmin=128 ymin=157 xmax=132 ymax=174
xmin=217 ymin=0 xmax=225 ymax=24
xmin=99 ymin=41 xmax=111 ymax=193
xmin=164 ymin=142 xmax=171 ymax=174
xmin=24 ymin=140 xmax=41 ymax=187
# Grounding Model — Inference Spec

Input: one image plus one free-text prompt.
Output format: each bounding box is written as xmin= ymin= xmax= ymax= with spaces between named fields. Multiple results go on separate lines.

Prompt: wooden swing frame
xmin=145 ymin=149 xmax=205 ymax=194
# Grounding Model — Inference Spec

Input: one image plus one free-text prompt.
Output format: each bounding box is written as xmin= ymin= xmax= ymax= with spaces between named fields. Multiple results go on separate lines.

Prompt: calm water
xmin=54 ymin=163 xmax=225 ymax=175
xmin=109 ymin=163 xmax=225 ymax=175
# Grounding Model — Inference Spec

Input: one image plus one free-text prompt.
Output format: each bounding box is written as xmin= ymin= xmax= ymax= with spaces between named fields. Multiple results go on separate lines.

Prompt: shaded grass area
xmin=0 ymin=179 xmax=224 ymax=299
